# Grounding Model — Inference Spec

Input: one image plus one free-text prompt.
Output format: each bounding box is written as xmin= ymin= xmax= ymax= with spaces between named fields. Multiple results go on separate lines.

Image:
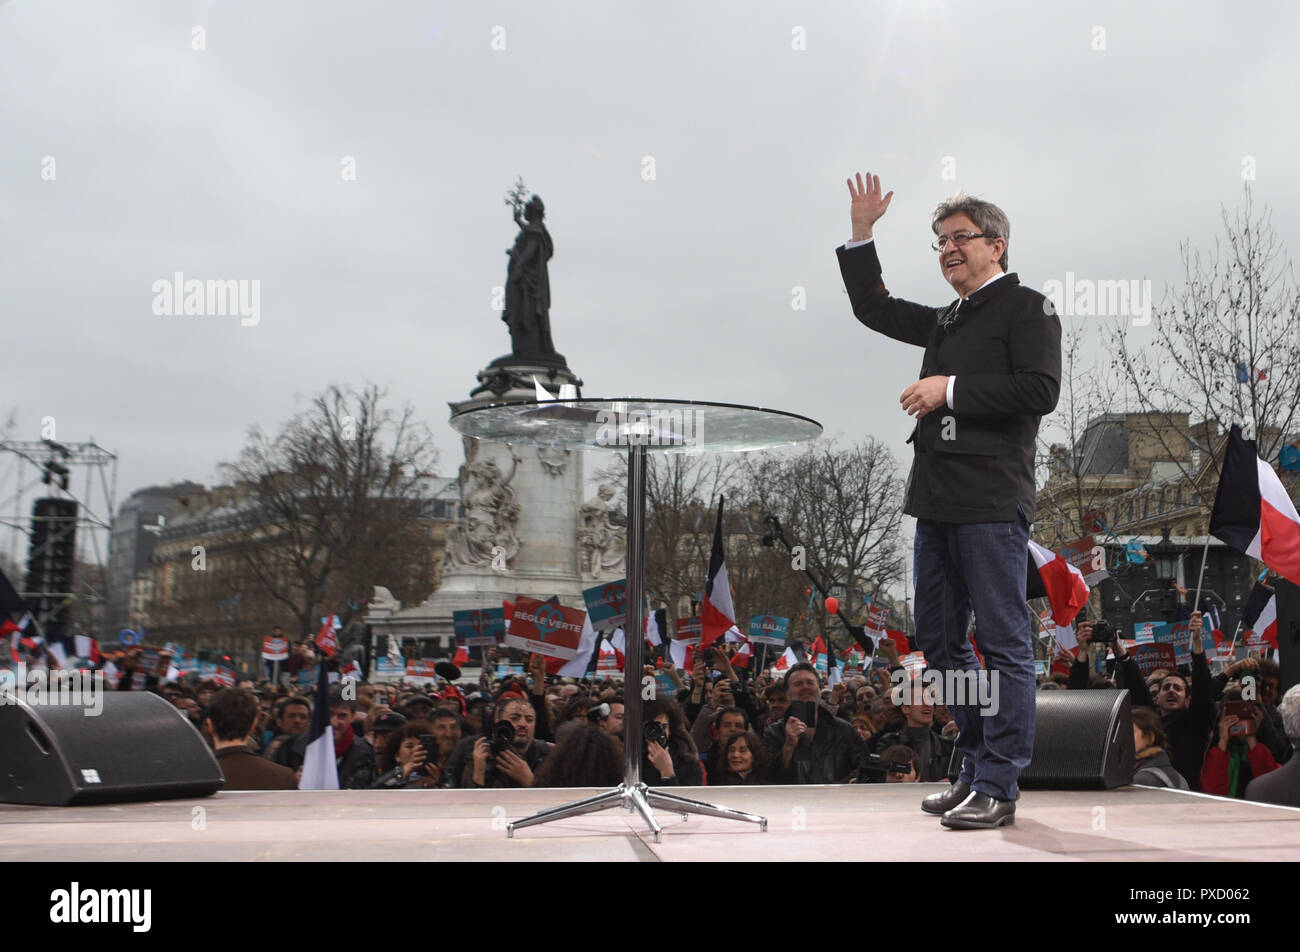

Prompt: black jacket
xmin=762 ymin=708 xmax=865 ymax=784
xmin=287 ymin=731 xmax=375 ymax=789
xmin=837 ymin=241 xmax=1061 ymax=523
xmin=641 ymin=735 xmax=704 ymax=786
xmin=1161 ymin=652 xmax=1215 ymax=792
xmin=872 ymin=724 xmax=957 ymax=783
xmin=442 ymin=735 xmax=553 ymax=789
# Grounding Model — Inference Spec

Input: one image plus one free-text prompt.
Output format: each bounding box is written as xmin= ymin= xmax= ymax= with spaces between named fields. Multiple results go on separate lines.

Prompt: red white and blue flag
xmin=299 ymin=662 xmax=339 ymax=790
xmin=1027 ymin=539 xmax=1090 ymax=626
xmin=700 ymin=497 xmax=736 ymax=649
xmin=1240 ymin=582 xmax=1278 ymax=650
xmin=1210 ymin=424 xmax=1300 ymax=587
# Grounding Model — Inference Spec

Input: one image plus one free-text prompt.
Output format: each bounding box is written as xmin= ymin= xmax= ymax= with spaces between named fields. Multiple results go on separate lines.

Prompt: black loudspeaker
xmin=1018 ymin=690 xmax=1134 ymax=789
xmin=0 ymin=691 xmax=224 ymax=806
xmin=1273 ymin=578 xmax=1300 ymax=694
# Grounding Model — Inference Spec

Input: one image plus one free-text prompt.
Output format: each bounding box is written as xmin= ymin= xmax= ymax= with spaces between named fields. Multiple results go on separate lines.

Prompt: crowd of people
xmin=117 ymin=611 xmax=1298 ymax=809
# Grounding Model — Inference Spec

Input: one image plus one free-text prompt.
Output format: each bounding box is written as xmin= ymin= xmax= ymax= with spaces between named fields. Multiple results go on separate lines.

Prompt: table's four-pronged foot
xmin=503 ymin=782 xmax=767 ymax=840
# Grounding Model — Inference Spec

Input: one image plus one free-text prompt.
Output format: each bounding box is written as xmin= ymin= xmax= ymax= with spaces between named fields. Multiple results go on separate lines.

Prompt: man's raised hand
xmin=847 ymin=172 xmax=894 ymax=241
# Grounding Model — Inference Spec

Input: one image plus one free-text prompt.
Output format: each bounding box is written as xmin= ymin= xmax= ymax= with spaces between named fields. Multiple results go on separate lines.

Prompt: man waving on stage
xmin=836 ymin=173 xmax=1061 ymax=828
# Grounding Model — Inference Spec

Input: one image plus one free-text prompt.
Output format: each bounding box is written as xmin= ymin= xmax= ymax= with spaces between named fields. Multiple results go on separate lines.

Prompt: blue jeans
xmin=912 ymin=515 xmax=1036 ymax=801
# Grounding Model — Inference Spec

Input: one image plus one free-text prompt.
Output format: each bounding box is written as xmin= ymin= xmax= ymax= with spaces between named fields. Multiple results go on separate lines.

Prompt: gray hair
xmin=932 ymin=192 xmax=1010 ymax=271
xmin=1281 ymin=684 xmax=1300 ymax=746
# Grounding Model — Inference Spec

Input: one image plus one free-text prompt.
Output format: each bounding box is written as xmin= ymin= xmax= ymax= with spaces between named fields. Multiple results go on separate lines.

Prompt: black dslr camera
xmin=1090 ymin=619 xmax=1114 ymax=644
xmin=490 ymin=720 xmax=516 ymax=757
xmin=856 ymin=752 xmax=915 ymax=783
xmin=643 ymin=720 xmax=669 ymax=748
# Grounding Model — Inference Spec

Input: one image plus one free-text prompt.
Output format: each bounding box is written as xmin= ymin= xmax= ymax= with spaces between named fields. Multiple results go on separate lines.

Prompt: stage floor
xmin=2 ymin=783 xmax=1298 ymax=862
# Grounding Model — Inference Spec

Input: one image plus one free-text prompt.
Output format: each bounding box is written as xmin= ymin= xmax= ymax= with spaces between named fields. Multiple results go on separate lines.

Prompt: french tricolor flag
xmin=299 ymin=663 xmax=339 ymax=790
xmin=1240 ymin=582 xmax=1279 ymax=650
xmin=668 ymin=639 xmax=695 ymax=671
xmin=730 ymin=639 xmax=752 ymax=669
xmin=645 ymin=609 xmax=663 ymax=647
xmin=1027 ymin=539 xmax=1090 ymax=626
xmin=700 ymin=496 xmax=736 ymax=649
xmin=1211 ymin=424 xmax=1300 ymax=587
xmin=74 ymin=634 xmax=103 ymax=666
xmin=609 ymin=627 xmax=627 ymax=670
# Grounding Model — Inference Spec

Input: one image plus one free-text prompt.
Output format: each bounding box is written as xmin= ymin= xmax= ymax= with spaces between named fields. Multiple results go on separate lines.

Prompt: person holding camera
xmin=1200 ymin=687 xmax=1279 ymax=798
xmin=371 ymin=722 xmax=442 ymax=789
xmin=442 ymin=694 xmax=553 ymax=788
xmin=761 ymin=662 xmax=865 ymax=784
xmin=641 ymin=698 xmax=703 ymax=785
xmin=1070 ymin=619 xmax=1145 ymax=695
xmin=1214 ymin=656 xmax=1291 ymax=765
xmin=685 ymin=649 xmax=759 ymax=751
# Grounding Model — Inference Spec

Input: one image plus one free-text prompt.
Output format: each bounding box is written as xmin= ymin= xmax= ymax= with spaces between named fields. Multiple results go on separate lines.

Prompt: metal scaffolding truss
xmin=0 ymin=440 xmax=118 ymax=622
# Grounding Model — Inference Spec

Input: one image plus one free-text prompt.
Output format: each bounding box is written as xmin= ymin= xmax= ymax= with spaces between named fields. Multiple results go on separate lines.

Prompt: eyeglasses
xmin=931 ymin=231 xmax=996 ymax=252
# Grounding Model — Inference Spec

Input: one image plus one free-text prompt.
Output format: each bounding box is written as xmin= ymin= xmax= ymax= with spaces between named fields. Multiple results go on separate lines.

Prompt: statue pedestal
xmin=366 ymin=363 xmax=622 ymax=658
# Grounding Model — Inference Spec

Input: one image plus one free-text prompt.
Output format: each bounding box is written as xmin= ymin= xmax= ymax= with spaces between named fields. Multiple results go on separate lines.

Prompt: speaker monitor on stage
xmin=1019 ymin=689 xmax=1135 ymax=789
xmin=0 ymin=691 xmax=224 ymax=806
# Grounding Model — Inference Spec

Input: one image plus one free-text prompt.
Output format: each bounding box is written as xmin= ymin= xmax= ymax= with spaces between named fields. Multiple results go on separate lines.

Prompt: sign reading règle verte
xmin=505 ymin=596 xmax=587 ymax=660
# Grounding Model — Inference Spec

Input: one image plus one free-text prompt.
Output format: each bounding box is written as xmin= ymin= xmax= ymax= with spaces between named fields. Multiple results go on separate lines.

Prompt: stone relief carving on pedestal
xmin=577 ymin=483 xmax=627 ymax=578
xmin=536 ymin=445 xmax=569 ymax=478
xmin=445 ymin=438 xmax=523 ymax=569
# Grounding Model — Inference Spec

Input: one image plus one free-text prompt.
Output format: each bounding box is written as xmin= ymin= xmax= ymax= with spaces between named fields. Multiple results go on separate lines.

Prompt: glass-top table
xmin=449 ymin=398 xmax=823 ymax=840
xmin=450 ymin=397 xmax=822 ymax=453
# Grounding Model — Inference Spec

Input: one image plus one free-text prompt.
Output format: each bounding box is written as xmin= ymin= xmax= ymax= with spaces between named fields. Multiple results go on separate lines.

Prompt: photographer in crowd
xmin=762 ymin=662 xmax=865 ymax=784
xmin=871 ymin=672 xmax=956 ymax=782
xmin=1201 ymin=686 xmax=1279 ymax=798
xmin=641 ymin=698 xmax=703 ymax=786
xmin=448 ymin=694 xmax=552 ymax=789
xmin=371 ymin=722 xmax=442 ymax=789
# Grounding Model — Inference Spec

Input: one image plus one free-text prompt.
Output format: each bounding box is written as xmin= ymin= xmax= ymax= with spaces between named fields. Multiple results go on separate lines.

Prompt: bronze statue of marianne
xmin=502 ymin=193 xmax=556 ymax=356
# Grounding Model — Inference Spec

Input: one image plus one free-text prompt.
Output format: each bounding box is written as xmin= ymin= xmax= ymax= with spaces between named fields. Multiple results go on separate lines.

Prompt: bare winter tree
xmin=1036 ymin=322 xmax=1125 ymax=546
xmin=222 ymin=384 xmax=439 ymax=640
xmin=1110 ymin=185 xmax=1300 ymax=471
xmin=595 ymin=452 xmax=741 ymax=631
xmin=741 ymin=438 xmax=906 ymax=651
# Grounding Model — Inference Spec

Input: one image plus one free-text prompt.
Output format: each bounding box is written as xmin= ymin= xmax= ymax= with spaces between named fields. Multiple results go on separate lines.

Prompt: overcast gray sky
xmin=4 ymin=0 xmax=1297 ymax=563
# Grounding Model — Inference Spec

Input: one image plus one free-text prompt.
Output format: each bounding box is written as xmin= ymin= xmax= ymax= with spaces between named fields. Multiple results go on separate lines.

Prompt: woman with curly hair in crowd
xmin=641 ymin=697 xmax=703 ymax=785
xmin=715 ymin=730 xmax=767 ymax=785
xmin=532 ymin=720 xmax=623 ymax=787
xmin=371 ymin=722 xmax=442 ymax=789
